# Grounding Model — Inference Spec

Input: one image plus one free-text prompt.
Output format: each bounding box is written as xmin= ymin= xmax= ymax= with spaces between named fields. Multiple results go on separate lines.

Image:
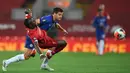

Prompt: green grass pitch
xmin=0 ymin=52 xmax=130 ymax=73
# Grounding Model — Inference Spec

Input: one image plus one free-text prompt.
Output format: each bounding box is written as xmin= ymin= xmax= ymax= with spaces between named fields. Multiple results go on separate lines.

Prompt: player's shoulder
xmin=41 ymin=15 xmax=52 ymax=19
xmin=40 ymin=15 xmax=52 ymax=22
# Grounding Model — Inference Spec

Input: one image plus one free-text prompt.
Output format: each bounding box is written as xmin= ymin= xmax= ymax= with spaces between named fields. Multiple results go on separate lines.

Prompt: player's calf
xmin=52 ymin=40 xmax=67 ymax=55
xmin=24 ymin=49 xmax=36 ymax=59
xmin=2 ymin=53 xmax=25 ymax=71
xmin=98 ymin=39 xmax=105 ymax=55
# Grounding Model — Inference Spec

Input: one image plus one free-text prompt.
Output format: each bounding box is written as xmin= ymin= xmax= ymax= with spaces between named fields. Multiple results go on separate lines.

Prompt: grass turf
xmin=0 ymin=52 xmax=130 ymax=73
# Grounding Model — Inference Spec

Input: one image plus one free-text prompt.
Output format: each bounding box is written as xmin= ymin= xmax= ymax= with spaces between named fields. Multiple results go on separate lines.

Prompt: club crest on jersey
xmin=42 ymin=19 xmax=46 ymax=22
xmin=30 ymin=44 xmax=33 ymax=47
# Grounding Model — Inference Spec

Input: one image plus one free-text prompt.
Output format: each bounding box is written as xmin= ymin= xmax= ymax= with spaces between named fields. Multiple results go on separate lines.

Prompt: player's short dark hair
xmin=52 ymin=7 xmax=63 ymax=14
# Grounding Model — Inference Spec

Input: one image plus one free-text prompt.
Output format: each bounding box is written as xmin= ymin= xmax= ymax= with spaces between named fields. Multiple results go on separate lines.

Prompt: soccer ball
xmin=114 ymin=28 xmax=126 ymax=40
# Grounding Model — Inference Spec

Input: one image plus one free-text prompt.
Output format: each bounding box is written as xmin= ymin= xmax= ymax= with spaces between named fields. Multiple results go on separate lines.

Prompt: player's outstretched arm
xmin=106 ymin=13 xmax=110 ymax=20
xmin=33 ymin=38 xmax=46 ymax=60
xmin=56 ymin=23 xmax=68 ymax=34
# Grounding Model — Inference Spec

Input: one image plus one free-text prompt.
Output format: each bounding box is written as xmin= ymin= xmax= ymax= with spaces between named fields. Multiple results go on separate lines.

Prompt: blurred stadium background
xmin=0 ymin=0 xmax=130 ymax=73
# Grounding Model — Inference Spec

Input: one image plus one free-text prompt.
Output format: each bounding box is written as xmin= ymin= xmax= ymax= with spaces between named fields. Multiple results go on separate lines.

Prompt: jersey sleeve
xmin=39 ymin=16 xmax=47 ymax=26
xmin=104 ymin=17 xmax=108 ymax=28
xmin=92 ymin=17 xmax=97 ymax=28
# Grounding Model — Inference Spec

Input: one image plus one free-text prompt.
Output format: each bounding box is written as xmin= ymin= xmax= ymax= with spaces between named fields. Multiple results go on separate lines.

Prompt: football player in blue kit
xmin=92 ymin=9 xmax=109 ymax=55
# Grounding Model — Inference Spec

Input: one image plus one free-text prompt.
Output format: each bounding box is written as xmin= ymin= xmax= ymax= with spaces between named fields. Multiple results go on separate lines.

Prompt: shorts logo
xmin=30 ymin=44 xmax=33 ymax=47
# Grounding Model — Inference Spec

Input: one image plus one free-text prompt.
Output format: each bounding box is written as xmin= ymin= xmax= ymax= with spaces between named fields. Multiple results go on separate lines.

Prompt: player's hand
xmin=40 ymin=54 xmax=46 ymax=60
xmin=63 ymin=29 xmax=68 ymax=35
xmin=25 ymin=8 xmax=32 ymax=14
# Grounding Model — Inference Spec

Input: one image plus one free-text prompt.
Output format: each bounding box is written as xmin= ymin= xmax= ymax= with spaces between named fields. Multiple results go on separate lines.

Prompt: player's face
xmin=55 ymin=12 xmax=63 ymax=20
xmin=99 ymin=4 xmax=105 ymax=11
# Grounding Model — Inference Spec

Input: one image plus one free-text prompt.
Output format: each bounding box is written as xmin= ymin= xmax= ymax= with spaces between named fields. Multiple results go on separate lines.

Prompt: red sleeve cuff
xmin=25 ymin=14 xmax=31 ymax=19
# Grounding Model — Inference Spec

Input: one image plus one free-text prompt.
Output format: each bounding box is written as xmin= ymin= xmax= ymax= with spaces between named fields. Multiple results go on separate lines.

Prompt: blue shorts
xmin=25 ymin=35 xmax=34 ymax=50
xmin=96 ymin=33 xmax=105 ymax=41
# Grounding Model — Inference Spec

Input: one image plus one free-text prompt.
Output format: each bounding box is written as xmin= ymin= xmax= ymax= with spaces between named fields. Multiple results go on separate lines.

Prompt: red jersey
xmin=27 ymin=26 xmax=45 ymax=42
xmin=26 ymin=26 xmax=57 ymax=49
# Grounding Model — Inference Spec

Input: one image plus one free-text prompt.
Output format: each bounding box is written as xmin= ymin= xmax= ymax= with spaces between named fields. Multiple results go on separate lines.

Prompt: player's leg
xmin=2 ymin=53 xmax=25 ymax=71
xmin=45 ymin=40 xmax=67 ymax=59
xmin=40 ymin=47 xmax=55 ymax=71
xmin=23 ymin=35 xmax=36 ymax=59
xmin=51 ymin=40 xmax=67 ymax=55
xmin=96 ymin=40 xmax=99 ymax=55
xmin=41 ymin=40 xmax=67 ymax=71
xmin=2 ymin=36 xmax=36 ymax=71
xmin=2 ymin=49 xmax=35 ymax=71
xmin=40 ymin=48 xmax=56 ymax=71
xmin=98 ymin=34 xmax=105 ymax=55
xmin=38 ymin=31 xmax=67 ymax=71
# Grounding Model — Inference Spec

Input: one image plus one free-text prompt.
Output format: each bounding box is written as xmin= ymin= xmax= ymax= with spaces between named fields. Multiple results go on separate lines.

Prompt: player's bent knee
xmin=63 ymin=40 xmax=67 ymax=46
xmin=24 ymin=49 xmax=36 ymax=60
xmin=24 ymin=54 xmax=31 ymax=60
xmin=57 ymin=40 xmax=67 ymax=47
xmin=30 ymin=49 xmax=36 ymax=57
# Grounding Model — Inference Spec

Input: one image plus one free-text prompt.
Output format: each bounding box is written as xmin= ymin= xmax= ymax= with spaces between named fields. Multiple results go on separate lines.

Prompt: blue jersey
xmin=92 ymin=16 xmax=108 ymax=40
xmin=39 ymin=15 xmax=58 ymax=31
xmin=93 ymin=16 xmax=108 ymax=34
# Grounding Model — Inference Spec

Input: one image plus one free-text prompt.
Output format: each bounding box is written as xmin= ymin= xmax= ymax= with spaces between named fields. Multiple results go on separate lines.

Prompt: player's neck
xmin=52 ymin=15 xmax=56 ymax=21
